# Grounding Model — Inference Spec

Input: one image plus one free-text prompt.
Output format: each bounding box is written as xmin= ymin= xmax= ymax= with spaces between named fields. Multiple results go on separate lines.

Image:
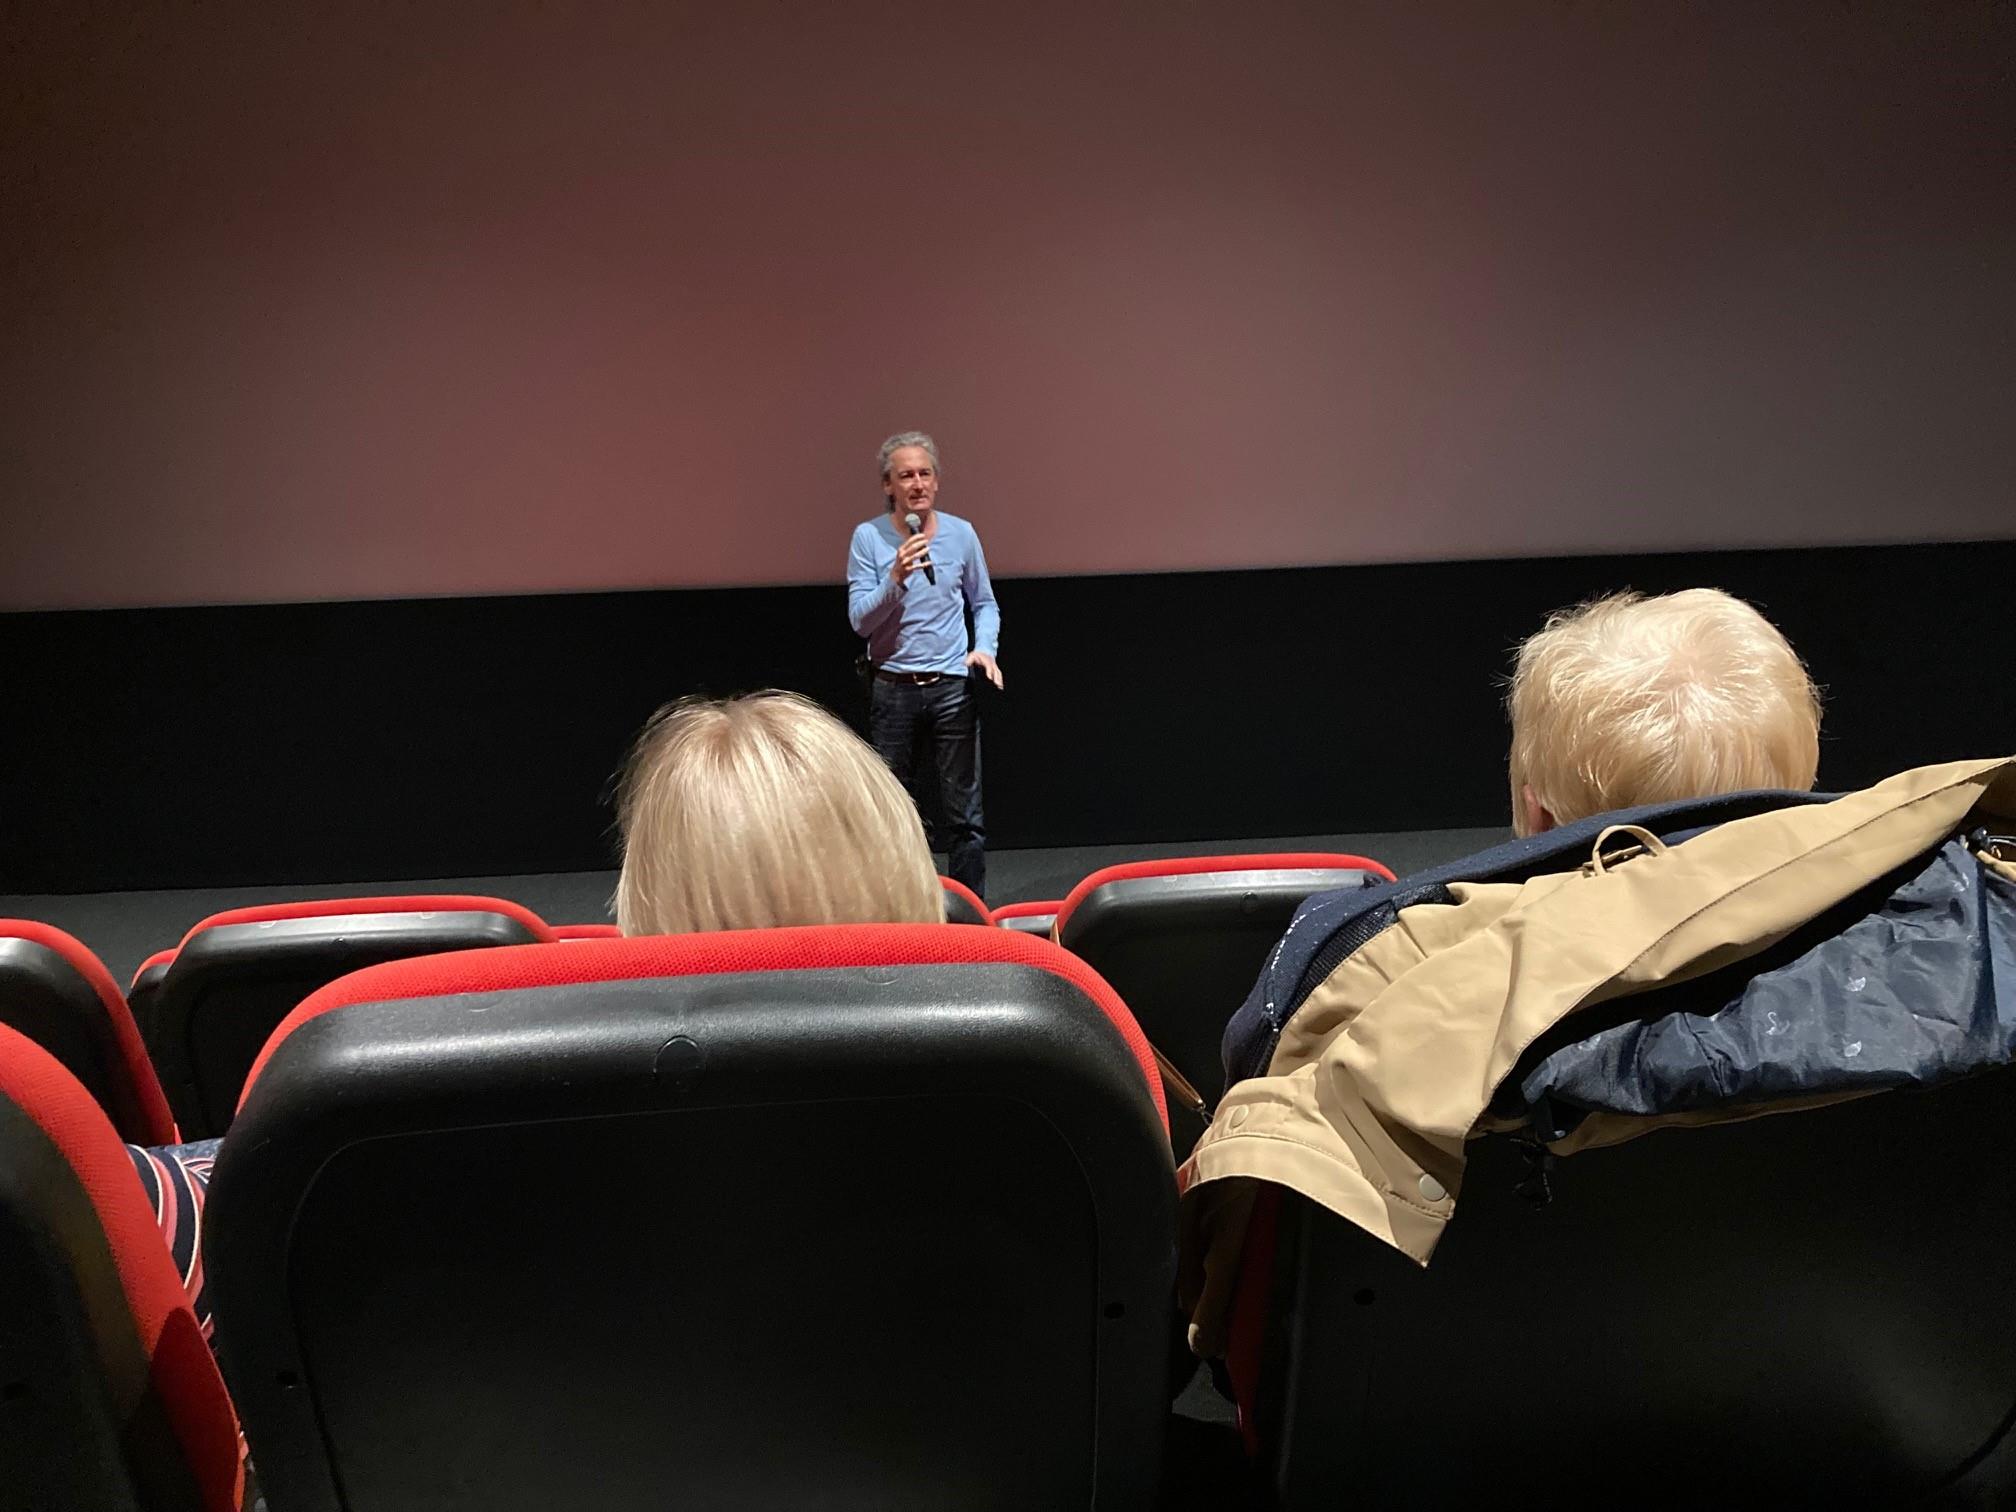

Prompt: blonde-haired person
xmin=614 ymin=690 xmax=944 ymax=935
xmin=1506 ymin=587 xmax=1822 ymax=837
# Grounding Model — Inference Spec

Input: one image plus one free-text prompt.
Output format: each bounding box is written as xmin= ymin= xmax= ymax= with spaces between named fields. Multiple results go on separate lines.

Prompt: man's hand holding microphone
xmin=889 ymin=526 xmax=934 ymax=587
xmin=889 ymin=511 xmax=937 ymax=588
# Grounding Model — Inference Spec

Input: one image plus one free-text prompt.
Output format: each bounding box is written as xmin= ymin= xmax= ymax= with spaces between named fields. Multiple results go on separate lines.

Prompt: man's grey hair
xmin=878 ymin=431 xmax=940 ymax=481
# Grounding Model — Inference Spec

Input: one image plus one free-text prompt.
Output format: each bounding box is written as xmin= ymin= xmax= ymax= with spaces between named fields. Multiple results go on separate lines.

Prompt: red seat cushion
xmin=244 ymin=925 xmax=1167 ymax=1132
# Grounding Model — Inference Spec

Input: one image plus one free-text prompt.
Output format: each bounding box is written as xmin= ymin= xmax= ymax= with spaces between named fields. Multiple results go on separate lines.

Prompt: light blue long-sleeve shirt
xmin=846 ymin=510 xmax=1000 ymax=674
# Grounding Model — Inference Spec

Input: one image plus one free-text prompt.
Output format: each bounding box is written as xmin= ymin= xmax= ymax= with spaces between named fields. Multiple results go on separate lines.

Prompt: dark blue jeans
xmin=869 ymin=673 xmax=985 ymax=899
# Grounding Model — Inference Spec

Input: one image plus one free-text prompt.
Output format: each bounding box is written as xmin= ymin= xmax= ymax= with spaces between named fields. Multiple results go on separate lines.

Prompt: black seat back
xmin=125 ymin=953 xmax=172 ymax=1043
xmin=1056 ymin=857 xmax=1384 ymax=1158
xmin=1258 ymin=1069 xmax=2016 ymax=1506
xmin=0 ymin=922 xmax=179 ymax=1145
xmin=0 ymin=1022 xmax=242 ymax=1511
xmin=207 ymin=926 xmax=1176 ymax=1512
xmin=145 ymin=904 xmax=544 ymax=1138
xmin=940 ymin=876 xmax=994 ymax=925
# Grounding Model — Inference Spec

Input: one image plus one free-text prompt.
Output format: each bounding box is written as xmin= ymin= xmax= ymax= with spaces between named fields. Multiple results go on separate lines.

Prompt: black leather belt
xmin=874 ymin=669 xmax=952 ymax=685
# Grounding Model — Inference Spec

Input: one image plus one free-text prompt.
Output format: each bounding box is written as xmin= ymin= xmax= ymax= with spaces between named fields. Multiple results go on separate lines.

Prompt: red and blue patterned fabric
xmin=128 ymin=1137 xmax=224 ymax=1338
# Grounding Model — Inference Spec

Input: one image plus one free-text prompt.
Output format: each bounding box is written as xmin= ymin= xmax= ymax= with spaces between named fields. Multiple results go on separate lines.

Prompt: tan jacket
xmin=1179 ymin=757 xmax=2016 ymax=1346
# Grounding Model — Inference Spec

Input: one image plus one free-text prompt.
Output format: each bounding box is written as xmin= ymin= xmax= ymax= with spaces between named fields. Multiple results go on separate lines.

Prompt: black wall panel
xmin=4 ymin=541 xmax=2011 ymax=892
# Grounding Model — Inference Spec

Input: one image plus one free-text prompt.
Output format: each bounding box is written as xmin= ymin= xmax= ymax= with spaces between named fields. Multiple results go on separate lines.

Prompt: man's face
xmin=883 ymin=446 xmax=939 ymax=520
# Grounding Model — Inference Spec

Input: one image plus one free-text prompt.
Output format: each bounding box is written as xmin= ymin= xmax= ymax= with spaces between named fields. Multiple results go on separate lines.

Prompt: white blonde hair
xmin=614 ymin=691 xmax=944 ymax=935
xmin=1507 ymin=588 xmax=1821 ymax=835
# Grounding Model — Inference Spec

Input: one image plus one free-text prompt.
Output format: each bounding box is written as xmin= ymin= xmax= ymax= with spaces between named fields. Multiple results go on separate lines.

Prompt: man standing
xmin=846 ymin=431 xmax=1003 ymax=899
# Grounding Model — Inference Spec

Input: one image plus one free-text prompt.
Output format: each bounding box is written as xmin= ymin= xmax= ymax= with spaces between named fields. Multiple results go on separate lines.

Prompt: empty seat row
xmin=16 ymin=835 xmax=2011 ymax=1505
xmin=0 ymin=830 xmax=1392 ymax=1512
xmin=8 ymin=854 xmax=1400 ymax=1155
xmin=1 ymin=927 xmax=1174 ymax=1511
xmin=4 ymin=898 xmax=609 ymax=1147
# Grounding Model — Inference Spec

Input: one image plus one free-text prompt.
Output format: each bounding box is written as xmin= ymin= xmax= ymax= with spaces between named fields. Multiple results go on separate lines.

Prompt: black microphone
xmin=904 ymin=512 xmax=937 ymax=585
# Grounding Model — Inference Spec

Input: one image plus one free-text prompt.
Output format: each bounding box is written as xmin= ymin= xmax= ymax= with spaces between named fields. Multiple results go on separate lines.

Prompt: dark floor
xmin=1163 ymin=1360 xmax=1259 ymax=1509
xmin=1 ymin=826 xmax=1504 ymax=985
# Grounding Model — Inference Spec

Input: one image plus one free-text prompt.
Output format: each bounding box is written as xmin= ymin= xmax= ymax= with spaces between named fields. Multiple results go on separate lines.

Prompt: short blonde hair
xmin=1507 ymin=588 xmax=1821 ymax=835
xmin=614 ymin=691 xmax=944 ymax=935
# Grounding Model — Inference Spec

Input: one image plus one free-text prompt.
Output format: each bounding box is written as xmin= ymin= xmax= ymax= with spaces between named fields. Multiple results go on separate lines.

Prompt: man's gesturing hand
xmin=890 ymin=534 xmax=932 ymax=585
xmin=966 ymin=651 xmax=1004 ymax=690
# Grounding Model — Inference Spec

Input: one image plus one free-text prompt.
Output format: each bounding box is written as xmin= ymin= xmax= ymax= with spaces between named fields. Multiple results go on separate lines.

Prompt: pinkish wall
xmin=4 ymin=1 xmax=2011 ymax=609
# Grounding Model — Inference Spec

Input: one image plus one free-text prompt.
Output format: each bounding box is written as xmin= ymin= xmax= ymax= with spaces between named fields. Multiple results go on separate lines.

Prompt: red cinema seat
xmin=939 ymin=876 xmax=994 ymax=926
xmin=1054 ymin=854 xmax=1394 ymax=1158
xmin=993 ymin=899 xmax=1063 ymax=938
xmin=0 ymin=1022 xmax=242 ymax=1510
xmin=0 ymin=921 xmax=179 ymax=1145
xmin=141 ymin=895 xmax=552 ymax=1139
xmin=207 ymin=927 xmax=1174 ymax=1511
xmin=126 ymin=948 xmax=177 ymax=1048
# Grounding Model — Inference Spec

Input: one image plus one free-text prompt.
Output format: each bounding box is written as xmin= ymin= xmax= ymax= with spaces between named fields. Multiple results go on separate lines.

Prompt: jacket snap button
xmin=1418 ymin=1174 xmax=1448 ymax=1202
xmin=1228 ymin=1106 xmax=1250 ymax=1128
